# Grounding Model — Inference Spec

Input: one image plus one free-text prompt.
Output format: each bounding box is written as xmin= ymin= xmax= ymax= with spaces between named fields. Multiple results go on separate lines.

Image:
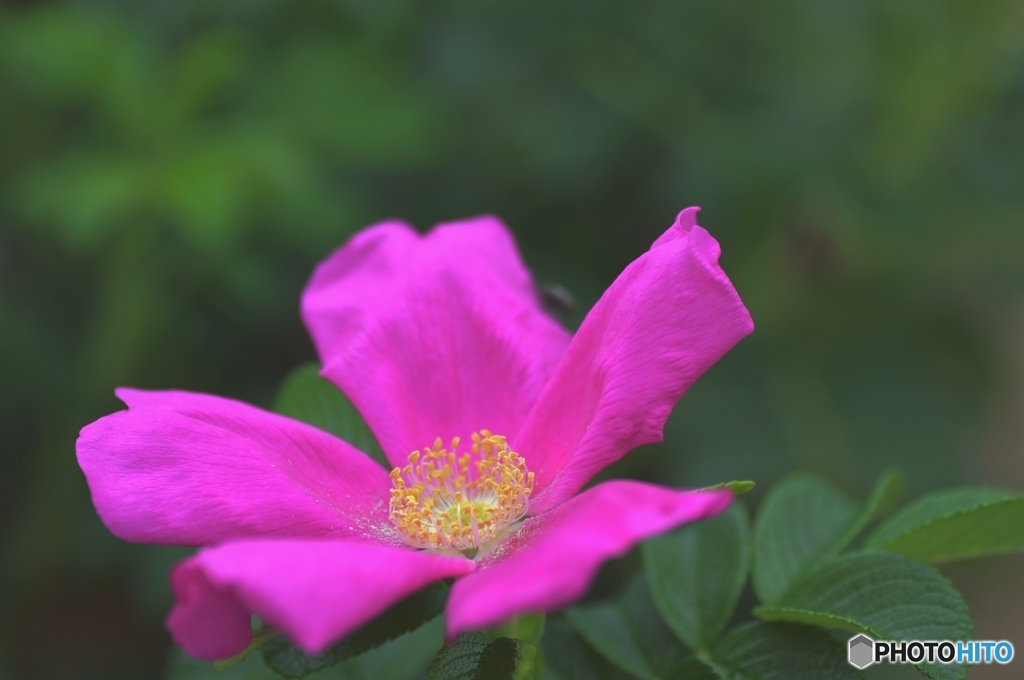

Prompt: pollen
xmin=388 ymin=431 xmax=534 ymax=557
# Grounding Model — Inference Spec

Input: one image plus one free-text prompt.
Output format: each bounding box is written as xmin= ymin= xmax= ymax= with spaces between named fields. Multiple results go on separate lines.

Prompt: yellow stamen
xmin=389 ymin=431 xmax=534 ymax=556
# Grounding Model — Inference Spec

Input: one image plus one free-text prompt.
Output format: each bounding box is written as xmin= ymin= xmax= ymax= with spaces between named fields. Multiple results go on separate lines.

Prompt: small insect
xmin=539 ymin=283 xmax=576 ymax=320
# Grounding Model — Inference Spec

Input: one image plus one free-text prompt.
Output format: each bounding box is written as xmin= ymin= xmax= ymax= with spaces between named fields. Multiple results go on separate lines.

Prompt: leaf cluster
xmin=165 ymin=366 xmax=1024 ymax=680
xmin=560 ymin=471 xmax=1024 ymax=680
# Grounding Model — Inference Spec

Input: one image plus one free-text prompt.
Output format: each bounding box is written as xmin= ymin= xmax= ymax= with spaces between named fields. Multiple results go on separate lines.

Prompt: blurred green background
xmin=1 ymin=0 xmax=1022 ymax=678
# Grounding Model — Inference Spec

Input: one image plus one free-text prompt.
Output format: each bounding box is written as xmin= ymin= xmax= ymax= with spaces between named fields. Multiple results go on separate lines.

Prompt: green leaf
xmin=565 ymin=572 xmax=689 ymax=679
xmin=541 ymin=618 xmax=635 ymax=680
xmin=261 ymin=583 xmax=447 ymax=678
xmin=324 ymin=617 xmax=445 ymax=680
xmin=663 ymin=657 xmax=721 ymax=680
xmin=515 ymin=644 xmax=541 ymax=680
xmin=858 ymin=469 xmax=906 ymax=524
xmin=483 ymin=614 xmax=544 ymax=680
xmin=709 ymin=622 xmax=859 ymax=680
xmin=755 ymin=552 xmax=973 ymax=680
xmin=864 ymin=487 xmax=1024 ymax=563
xmin=485 ymin=614 xmax=544 ymax=679
xmin=486 ymin=613 xmax=545 ymax=646
xmin=752 ymin=471 xmax=901 ymax=606
xmin=752 ymin=474 xmax=859 ymax=605
xmin=703 ymin=480 xmax=756 ymax=495
xmin=643 ymin=503 xmax=750 ymax=652
xmin=820 ymin=468 xmax=905 ymax=560
xmin=272 ymin=362 xmax=387 ymax=466
xmin=429 ymin=633 xmax=521 ymax=680
xmin=166 ymin=647 xmax=280 ymax=680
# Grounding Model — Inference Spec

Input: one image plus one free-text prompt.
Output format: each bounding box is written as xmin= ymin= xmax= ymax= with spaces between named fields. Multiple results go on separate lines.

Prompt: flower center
xmin=388 ymin=431 xmax=534 ymax=558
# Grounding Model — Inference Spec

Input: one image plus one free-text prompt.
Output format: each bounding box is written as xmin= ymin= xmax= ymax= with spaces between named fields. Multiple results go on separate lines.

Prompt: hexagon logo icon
xmin=848 ymin=634 xmax=875 ymax=669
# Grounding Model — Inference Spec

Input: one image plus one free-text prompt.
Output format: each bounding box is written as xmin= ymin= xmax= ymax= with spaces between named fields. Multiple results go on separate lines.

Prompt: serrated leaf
xmin=710 ymin=622 xmax=859 ymax=680
xmin=272 ymin=362 xmax=387 ymax=466
xmin=864 ymin=487 xmax=1024 ymax=563
xmin=481 ymin=615 xmax=544 ymax=680
xmin=429 ymin=633 xmax=521 ymax=680
xmin=643 ymin=503 xmax=750 ymax=652
xmin=752 ymin=474 xmax=860 ymax=605
xmin=261 ymin=583 xmax=447 ymax=678
xmin=330 ymin=617 xmax=445 ymax=680
xmin=541 ymin=618 xmax=634 ymax=680
xmin=430 ymin=635 xmax=489 ymax=680
xmin=755 ymin=552 xmax=973 ymax=680
xmin=488 ymin=615 xmax=544 ymax=679
xmin=565 ymin=572 xmax=689 ymax=679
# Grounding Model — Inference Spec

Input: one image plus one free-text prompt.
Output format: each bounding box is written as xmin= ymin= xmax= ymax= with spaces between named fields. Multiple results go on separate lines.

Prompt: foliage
xmin=272 ymin=362 xmax=387 ymax=467
xmin=159 ymin=460 xmax=1024 ymax=679
xmin=642 ymin=504 xmax=750 ymax=651
xmin=259 ymin=585 xmax=449 ymax=678
xmin=2 ymin=0 xmax=1023 ymax=677
xmin=864 ymin=487 xmax=1024 ymax=563
xmin=428 ymin=634 xmax=522 ymax=680
xmin=155 ymin=375 xmax=1024 ymax=680
xmin=565 ymin=574 xmax=689 ymax=679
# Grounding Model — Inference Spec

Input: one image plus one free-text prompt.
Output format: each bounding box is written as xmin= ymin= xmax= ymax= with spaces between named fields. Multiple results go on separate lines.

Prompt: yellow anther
xmin=388 ymin=432 xmax=533 ymax=556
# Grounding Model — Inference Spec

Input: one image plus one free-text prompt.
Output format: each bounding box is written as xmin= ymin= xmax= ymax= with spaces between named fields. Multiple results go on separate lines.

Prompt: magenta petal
xmin=167 ymin=560 xmax=253 ymax=660
xmin=77 ymin=389 xmax=396 ymax=546
xmin=301 ymin=217 xmax=571 ymax=466
xmin=446 ymin=481 xmax=731 ymax=636
xmin=167 ymin=539 xmax=475 ymax=659
xmin=516 ymin=208 xmax=754 ymax=513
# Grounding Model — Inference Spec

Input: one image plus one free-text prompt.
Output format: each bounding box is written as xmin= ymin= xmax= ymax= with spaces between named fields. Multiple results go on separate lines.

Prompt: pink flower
xmin=76 ymin=208 xmax=753 ymax=660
